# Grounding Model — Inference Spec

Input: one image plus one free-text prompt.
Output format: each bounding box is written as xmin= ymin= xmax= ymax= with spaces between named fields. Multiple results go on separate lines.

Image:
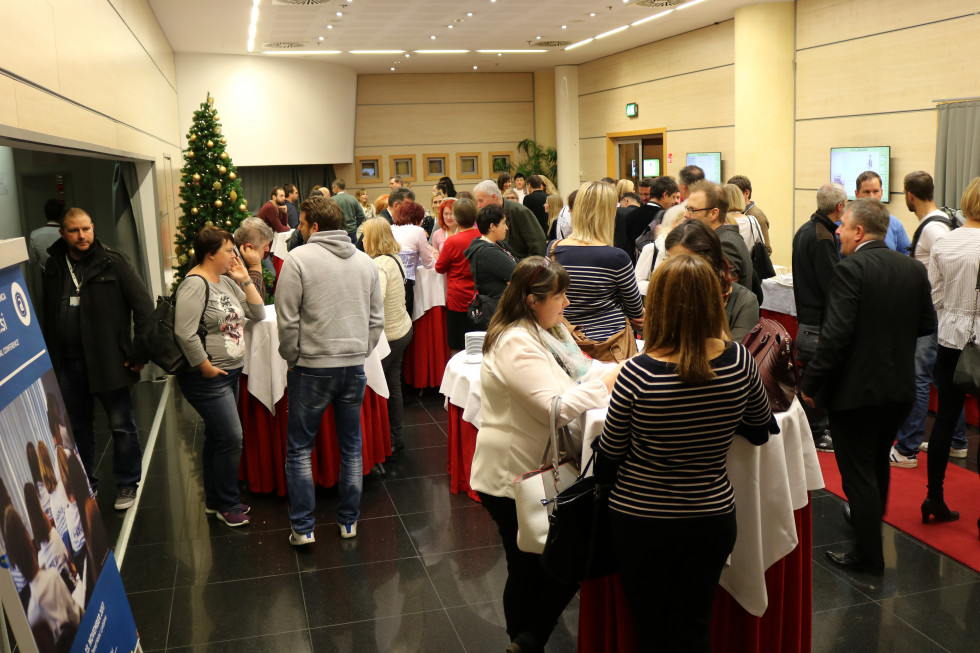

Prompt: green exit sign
xmin=626 ymin=102 xmax=638 ymax=117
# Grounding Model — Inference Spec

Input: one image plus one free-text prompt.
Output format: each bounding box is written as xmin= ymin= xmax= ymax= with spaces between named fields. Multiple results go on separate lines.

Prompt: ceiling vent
xmin=272 ymin=0 xmax=329 ymax=6
xmin=263 ymin=42 xmax=307 ymax=49
xmin=626 ymin=0 xmax=682 ymax=8
xmin=534 ymin=41 xmax=572 ymax=48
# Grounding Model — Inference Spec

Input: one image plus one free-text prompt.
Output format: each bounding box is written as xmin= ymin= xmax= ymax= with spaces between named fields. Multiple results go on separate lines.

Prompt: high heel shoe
xmin=921 ymin=498 xmax=960 ymax=524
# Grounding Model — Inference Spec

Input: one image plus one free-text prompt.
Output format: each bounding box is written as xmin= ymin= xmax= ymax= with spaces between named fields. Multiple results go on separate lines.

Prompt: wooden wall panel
xmin=0 ymin=0 xmax=60 ymax=91
xmin=797 ymin=0 xmax=978 ymax=51
xmin=355 ymin=102 xmax=533 ymax=148
xmin=109 ymin=0 xmax=178 ymax=86
xmin=796 ymin=14 xmax=980 ymax=120
xmin=578 ymin=22 xmax=734 ymax=96
xmin=663 ymin=127 xmax=735 ymax=181
xmin=357 ymin=73 xmax=533 ymax=105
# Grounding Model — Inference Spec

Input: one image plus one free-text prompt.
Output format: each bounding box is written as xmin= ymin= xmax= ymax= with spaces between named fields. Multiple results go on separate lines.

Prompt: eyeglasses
xmin=527 ymin=257 xmax=552 ymax=287
xmin=686 ymin=206 xmax=711 ymax=215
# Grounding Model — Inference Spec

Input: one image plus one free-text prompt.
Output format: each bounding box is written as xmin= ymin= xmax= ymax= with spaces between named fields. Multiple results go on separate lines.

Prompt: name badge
xmin=69 ymin=296 xmax=80 ymax=307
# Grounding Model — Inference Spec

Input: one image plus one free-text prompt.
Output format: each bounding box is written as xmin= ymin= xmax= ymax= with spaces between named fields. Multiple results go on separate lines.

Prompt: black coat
xmin=522 ymin=190 xmax=549 ymax=235
xmin=801 ymin=240 xmax=936 ymax=411
xmin=465 ymin=237 xmax=517 ymax=301
xmin=41 ymin=238 xmax=154 ymax=393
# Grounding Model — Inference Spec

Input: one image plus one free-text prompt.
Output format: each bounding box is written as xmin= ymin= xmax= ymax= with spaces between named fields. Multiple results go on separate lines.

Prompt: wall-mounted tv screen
xmin=686 ymin=152 xmax=721 ymax=183
xmin=830 ymin=146 xmax=890 ymax=202
xmin=642 ymin=158 xmax=661 ymax=177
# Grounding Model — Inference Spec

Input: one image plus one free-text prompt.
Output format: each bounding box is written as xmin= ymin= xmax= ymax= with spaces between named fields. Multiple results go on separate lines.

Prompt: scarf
xmin=535 ymin=322 xmax=592 ymax=381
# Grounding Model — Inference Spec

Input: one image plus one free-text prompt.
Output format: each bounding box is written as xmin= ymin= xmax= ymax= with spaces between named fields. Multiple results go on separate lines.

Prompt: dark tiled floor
xmin=110 ymin=383 xmax=980 ymax=652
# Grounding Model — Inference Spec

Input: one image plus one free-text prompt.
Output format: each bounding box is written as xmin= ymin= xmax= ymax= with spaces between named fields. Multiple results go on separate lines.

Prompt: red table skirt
xmin=578 ymin=501 xmax=813 ymax=653
xmin=238 ymin=375 xmax=391 ymax=496
xmin=404 ymin=306 xmax=450 ymax=388
xmin=447 ymin=403 xmax=481 ymax=502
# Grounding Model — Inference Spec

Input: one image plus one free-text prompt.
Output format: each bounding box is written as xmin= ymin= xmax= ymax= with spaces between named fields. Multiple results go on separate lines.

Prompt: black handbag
xmin=748 ymin=216 xmax=775 ymax=279
xmin=145 ymin=275 xmax=209 ymax=375
xmin=539 ymin=447 xmax=618 ymax=584
xmin=953 ymin=263 xmax=980 ymax=396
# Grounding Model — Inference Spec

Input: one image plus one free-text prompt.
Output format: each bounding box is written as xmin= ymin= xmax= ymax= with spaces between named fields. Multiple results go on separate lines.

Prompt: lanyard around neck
xmin=66 ymin=255 xmax=82 ymax=294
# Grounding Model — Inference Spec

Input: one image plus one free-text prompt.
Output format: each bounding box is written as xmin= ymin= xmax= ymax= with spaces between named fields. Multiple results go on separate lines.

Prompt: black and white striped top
xmin=552 ymin=244 xmax=644 ymax=340
xmin=596 ymin=343 xmax=772 ymax=519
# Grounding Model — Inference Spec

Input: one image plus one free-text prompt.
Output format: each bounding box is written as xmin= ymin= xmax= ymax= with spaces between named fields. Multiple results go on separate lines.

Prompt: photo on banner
xmin=0 ymin=248 xmax=138 ymax=653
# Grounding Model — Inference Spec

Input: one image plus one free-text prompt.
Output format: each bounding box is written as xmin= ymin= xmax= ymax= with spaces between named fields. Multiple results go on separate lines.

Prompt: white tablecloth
xmin=440 ymin=351 xmax=824 ymax=617
xmin=271 ymin=230 xmax=293 ymax=261
xmin=412 ymin=266 xmax=447 ymax=321
xmin=760 ymin=276 xmax=796 ymax=316
xmin=242 ymin=305 xmax=391 ymax=413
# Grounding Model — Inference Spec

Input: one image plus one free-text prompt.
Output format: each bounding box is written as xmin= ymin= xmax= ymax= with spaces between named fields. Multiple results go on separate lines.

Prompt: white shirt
xmin=556 ymin=206 xmax=572 ymax=239
xmin=391 ymin=224 xmax=435 ymax=281
xmin=912 ymin=209 xmax=953 ymax=271
xmin=929 ymin=227 xmax=980 ymax=349
xmin=733 ymin=213 xmax=763 ymax=250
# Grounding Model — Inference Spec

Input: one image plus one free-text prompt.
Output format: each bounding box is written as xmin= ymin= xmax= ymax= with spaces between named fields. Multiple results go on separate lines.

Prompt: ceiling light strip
xmin=565 ymin=38 xmax=593 ymax=51
xmin=349 ymin=50 xmax=406 ymax=54
xmin=595 ymin=25 xmax=628 ymax=40
xmin=414 ymin=50 xmax=470 ymax=54
xmin=247 ymin=0 xmax=259 ymax=52
xmin=632 ymin=9 xmax=673 ymax=26
xmin=475 ymin=50 xmax=546 ymax=54
xmin=676 ymin=0 xmax=708 ymax=10
xmin=262 ymin=51 xmax=342 ymax=55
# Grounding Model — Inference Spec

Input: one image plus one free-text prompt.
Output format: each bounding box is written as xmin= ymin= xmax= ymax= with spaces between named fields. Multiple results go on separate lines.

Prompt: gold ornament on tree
xmin=218 ymin=166 xmax=227 ymax=174
xmin=214 ymin=200 xmax=223 ymax=208
xmin=189 ymin=134 xmax=197 ymax=142
xmin=206 ymin=140 xmax=214 ymax=148
xmin=215 ymin=127 xmax=222 ymax=135
xmin=192 ymin=173 xmax=201 ymax=182
xmin=239 ymin=204 xmax=247 ymax=211
xmin=208 ymin=96 xmax=214 ymax=107
xmin=229 ymin=190 xmax=237 ymax=201
xmin=178 ymin=254 xmax=188 ymax=265
xmin=220 ymin=137 xmax=227 ymax=144
xmin=225 ymin=220 xmax=232 ymax=227
xmin=205 ymin=220 xmax=214 ymax=227
xmin=189 ymin=247 xmax=195 ymax=256
xmin=220 ymin=152 xmax=228 ymax=160
xmin=190 ymin=207 xmax=199 ymax=215
xmin=228 ymin=172 xmax=236 ymax=180
xmin=174 ymin=244 xmax=184 ymax=255
xmin=187 ymin=151 xmax=195 ymax=158
xmin=212 ymin=181 xmax=222 ymax=191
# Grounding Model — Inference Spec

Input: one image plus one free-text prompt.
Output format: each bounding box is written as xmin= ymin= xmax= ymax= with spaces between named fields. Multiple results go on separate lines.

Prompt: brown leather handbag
xmin=562 ymin=316 xmax=637 ymax=363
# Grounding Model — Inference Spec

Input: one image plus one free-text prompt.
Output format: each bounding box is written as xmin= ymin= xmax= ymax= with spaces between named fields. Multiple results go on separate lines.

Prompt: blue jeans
xmin=57 ymin=356 xmax=142 ymax=491
xmin=894 ymin=332 xmax=967 ymax=456
xmin=285 ymin=365 xmax=367 ymax=533
xmin=177 ymin=367 xmax=244 ymax=511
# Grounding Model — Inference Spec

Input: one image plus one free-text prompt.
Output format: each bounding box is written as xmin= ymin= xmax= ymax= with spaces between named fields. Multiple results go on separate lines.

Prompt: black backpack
xmin=633 ymin=208 xmax=666 ymax=261
xmin=908 ymin=208 xmax=963 ymax=257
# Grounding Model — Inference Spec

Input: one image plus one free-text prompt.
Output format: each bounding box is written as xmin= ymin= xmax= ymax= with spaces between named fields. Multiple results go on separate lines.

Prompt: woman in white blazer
xmin=470 ymin=256 xmax=621 ymax=653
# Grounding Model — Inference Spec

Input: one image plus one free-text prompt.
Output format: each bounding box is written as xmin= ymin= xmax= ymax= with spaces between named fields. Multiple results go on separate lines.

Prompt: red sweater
xmin=258 ymin=201 xmax=289 ymax=233
xmin=435 ymin=228 xmax=480 ymax=311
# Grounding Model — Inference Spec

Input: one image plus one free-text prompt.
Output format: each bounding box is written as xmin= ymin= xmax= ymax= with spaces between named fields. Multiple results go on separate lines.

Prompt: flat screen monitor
xmin=686 ymin=152 xmax=721 ymax=183
xmin=830 ymin=146 xmax=890 ymax=202
xmin=642 ymin=159 xmax=661 ymax=177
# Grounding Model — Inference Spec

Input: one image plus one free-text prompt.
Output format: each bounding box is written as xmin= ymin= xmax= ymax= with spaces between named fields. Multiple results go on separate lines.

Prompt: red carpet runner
xmin=817 ymin=453 xmax=980 ymax=572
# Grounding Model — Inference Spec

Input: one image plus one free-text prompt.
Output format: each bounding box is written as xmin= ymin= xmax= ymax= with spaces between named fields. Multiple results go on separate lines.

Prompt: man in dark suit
xmin=522 ymin=175 xmax=549 ymax=235
xmin=613 ymin=192 xmax=643 ymax=263
xmin=378 ymin=186 xmax=413 ymax=224
xmin=801 ymin=198 xmax=936 ymax=575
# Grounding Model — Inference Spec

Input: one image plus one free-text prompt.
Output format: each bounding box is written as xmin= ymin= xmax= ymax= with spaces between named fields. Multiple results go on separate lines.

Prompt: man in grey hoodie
xmin=276 ymin=195 xmax=384 ymax=546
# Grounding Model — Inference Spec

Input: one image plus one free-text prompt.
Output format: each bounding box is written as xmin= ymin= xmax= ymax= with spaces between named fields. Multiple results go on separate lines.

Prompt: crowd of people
xmin=25 ymin=160 xmax=980 ymax=652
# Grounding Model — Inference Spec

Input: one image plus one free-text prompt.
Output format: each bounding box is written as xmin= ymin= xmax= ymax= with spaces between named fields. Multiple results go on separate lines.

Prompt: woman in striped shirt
xmin=922 ymin=177 xmax=980 ymax=528
xmin=596 ymin=254 xmax=774 ymax=652
xmin=549 ymin=181 xmax=643 ymax=341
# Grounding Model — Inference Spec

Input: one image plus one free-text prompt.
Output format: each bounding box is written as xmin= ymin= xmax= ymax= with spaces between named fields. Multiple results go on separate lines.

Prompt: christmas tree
xmin=173 ymin=93 xmax=250 ymax=288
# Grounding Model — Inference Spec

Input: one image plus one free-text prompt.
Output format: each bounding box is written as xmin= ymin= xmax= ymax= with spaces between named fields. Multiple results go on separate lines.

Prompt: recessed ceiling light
xmin=448 ymin=25 xmax=453 ymax=29
xmin=561 ymin=25 xmax=567 ymax=29
xmin=590 ymin=12 xmax=596 ymax=17
xmin=467 ymin=12 xmax=473 ymax=17
xmin=327 ymin=25 xmax=333 ymax=29
xmin=473 ymin=65 xmax=478 ymax=69
xmin=405 ymin=53 xmax=410 ymax=58
xmin=336 ymin=12 xmax=343 ymax=17
xmin=430 ymin=35 xmax=436 ymax=39
xmin=390 ymin=67 xmax=395 ymax=71
xmin=536 ymin=35 xmax=541 ymax=39
xmin=497 ymin=53 xmax=502 ymax=56
xmin=318 ymin=36 xmax=324 ymax=41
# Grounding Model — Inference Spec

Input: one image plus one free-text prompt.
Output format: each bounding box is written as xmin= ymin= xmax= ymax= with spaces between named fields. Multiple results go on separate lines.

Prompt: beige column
xmin=734 ymin=1 xmax=795 ymax=266
xmin=533 ymin=69 xmax=556 ymax=149
xmin=554 ymin=65 xmax=580 ymax=198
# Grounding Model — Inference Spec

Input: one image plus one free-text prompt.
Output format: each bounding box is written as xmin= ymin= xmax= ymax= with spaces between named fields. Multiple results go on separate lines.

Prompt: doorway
xmin=606 ymin=129 xmax=667 ymax=184
xmin=617 ymin=140 xmax=641 ymax=188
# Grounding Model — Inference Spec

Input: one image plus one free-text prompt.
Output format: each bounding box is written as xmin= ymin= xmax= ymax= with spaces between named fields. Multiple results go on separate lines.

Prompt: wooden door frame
xmin=606 ymin=128 xmax=666 ymax=178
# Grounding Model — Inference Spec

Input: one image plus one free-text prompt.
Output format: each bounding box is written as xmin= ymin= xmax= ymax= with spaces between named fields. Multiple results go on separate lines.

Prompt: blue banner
xmin=0 ymin=264 xmax=51 ymax=412
xmin=70 ymin=553 xmax=139 ymax=653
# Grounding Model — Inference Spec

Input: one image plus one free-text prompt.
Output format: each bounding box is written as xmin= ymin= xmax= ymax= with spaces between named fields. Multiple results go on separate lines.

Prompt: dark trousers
xmin=478 ymin=492 xmax=579 ymax=649
xmin=381 ymin=327 xmax=413 ymax=449
xmin=610 ymin=509 xmax=737 ymax=653
xmin=927 ymin=345 xmax=969 ymax=498
xmin=830 ymin=401 xmax=912 ymax=567
xmin=796 ymin=324 xmax=828 ymax=439
xmin=57 ymin=356 xmax=142 ymax=491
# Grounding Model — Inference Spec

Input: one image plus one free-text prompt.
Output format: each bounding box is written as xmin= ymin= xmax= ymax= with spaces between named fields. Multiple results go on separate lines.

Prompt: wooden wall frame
xmin=605 ymin=128 xmax=666 ymax=178
xmin=354 ymin=156 xmax=382 ymax=184
xmin=423 ymin=153 xmax=449 ymax=181
xmin=457 ymin=152 xmax=482 ymax=180
xmin=489 ymin=151 xmax=513 ymax=174
xmin=388 ymin=153 xmax=417 ymax=182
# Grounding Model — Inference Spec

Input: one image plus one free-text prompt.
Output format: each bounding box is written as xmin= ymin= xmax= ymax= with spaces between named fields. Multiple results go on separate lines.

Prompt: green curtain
xmin=934 ymin=100 xmax=980 ymax=208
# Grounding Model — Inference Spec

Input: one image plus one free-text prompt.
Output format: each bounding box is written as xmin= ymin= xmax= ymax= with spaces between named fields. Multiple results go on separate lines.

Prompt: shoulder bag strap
xmin=969 ymin=262 xmax=980 ymax=344
xmin=385 ymin=254 xmax=406 ymax=281
xmin=181 ymin=274 xmax=211 ymax=357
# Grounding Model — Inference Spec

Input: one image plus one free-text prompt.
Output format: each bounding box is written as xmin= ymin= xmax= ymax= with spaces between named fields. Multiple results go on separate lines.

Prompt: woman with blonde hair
xmin=723 ymin=183 xmax=765 ymax=252
xmin=596 ymin=253 xmax=772 ymax=651
xmin=615 ymin=178 xmax=635 ymax=199
xmin=549 ymin=181 xmax=644 ymax=341
xmin=544 ymin=193 xmax=564 ymax=239
xmin=355 ymin=189 xmax=376 ymax=221
xmin=362 ymin=218 xmax=414 ymax=456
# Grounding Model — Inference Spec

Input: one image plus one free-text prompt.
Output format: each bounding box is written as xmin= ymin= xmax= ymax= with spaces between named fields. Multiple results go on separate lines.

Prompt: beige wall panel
xmin=787 ymin=190 xmax=818 ymax=267
xmin=0 ymin=76 xmax=18 ymax=127
xmin=796 ymin=14 xmax=980 ymax=120
xmin=0 ymin=0 xmax=60 ymax=91
xmin=579 ymin=138 xmax=607 ymax=183
xmin=357 ymin=73 xmax=533 ymax=105
xmin=663 ymin=127 xmax=735 ymax=181
xmin=797 ymin=0 xmax=978 ymax=50
xmin=795 ymin=112 xmax=938 ymax=198
xmin=578 ymin=67 xmax=734 ymax=139
xmin=355 ymin=102 xmax=533 ymax=148
xmin=14 ymin=84 xmax=118 ymax=150
xmin=108 ymin=0 xmax=177 ymax=86
xmin=534 ymin=69 xmax=557 ymax=149
xmin=578 ymin=22 xmax=734 ymax=96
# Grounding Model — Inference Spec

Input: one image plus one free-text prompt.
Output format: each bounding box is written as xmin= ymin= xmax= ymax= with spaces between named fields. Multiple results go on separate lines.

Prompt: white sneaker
xmin=289 ymin=529 xmax=315 ymax=546
xmin=338 ymin=522 xmax=357 ymax=539
xmin=920 ymin=441 xmax=969 ymax=458
xmin=889 ymin=446 xmax=917 ymax=468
